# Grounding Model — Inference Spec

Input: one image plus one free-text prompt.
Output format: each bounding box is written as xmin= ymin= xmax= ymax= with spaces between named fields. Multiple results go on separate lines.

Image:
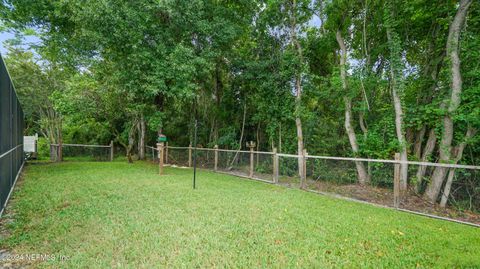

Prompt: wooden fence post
xmin=188 ymin=143 xmax=192 ymax=167
xmin=300 ymin=149 xmax=307 ymax=189
xmin=249 ymin=146 xmax=254 ymax=178
xmin=394 ymin=153 xmax=401 ymax=208
xmin=58 ymin=140 xmax=63 ymax=162
xmin=50 ymin=144 xmax=55 ymax=161
xmin=158 ymin=143 xmax=164 ymax=175
xmin=165 ymin=142 xmax=168 ymax=164
xmin=110 ymin=140 xmax=114 ymax=161
xmin=214 ymin=145 xmax=218 ymax=172
xmin=273 ymin=147 xmax=279 ymax=183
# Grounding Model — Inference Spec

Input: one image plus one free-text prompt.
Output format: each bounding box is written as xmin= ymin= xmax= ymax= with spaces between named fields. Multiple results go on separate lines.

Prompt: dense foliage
xmin=1 ymin=0 xmax=479 ymax=207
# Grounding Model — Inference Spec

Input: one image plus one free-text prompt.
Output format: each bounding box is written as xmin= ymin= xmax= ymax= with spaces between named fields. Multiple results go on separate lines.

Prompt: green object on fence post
xmin=157 ymin=134 xmax=167 ymax=143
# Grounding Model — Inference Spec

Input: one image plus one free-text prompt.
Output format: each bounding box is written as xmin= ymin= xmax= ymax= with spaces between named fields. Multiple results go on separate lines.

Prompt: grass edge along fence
xmin=157 ymin=144 xmax=480 ymax=227
xmin=0 ymin=54 xmax=25 ymax=218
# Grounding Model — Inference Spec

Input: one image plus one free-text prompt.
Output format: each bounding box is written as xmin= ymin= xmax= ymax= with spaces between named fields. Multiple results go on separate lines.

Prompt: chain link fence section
xmin=51 ymin=143 xmax=113 ymax=162
xmin=195 ymin=148 xmax=215 ymax=170
xmin=167 ymin=146 xmax=189 ymax=167
xmin=0 ymin=55 xmax=25 ymax=217
xmin=146 ymin=146 xmax=159 ymax=163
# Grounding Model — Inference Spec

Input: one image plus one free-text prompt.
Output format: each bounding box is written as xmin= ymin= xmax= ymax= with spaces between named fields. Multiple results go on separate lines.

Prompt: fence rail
xmin=158 ymin=144 xmax=480 ymax=226
xmin=50 ymin=142 xmax=114 ymax=162
xmin=0 ymin=54 xmax=25 ymax=217
xmin=51 ymin=143 xmax=111 ymax=148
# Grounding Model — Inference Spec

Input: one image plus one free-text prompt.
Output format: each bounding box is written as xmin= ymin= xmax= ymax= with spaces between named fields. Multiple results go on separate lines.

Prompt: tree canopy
xmin=1 ymin=0 xmax=479 ymax=207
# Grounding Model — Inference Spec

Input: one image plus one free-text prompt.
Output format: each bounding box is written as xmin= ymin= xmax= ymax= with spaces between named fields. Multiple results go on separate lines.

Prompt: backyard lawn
xmin=1 ymin=161 xmax=479 ymax=268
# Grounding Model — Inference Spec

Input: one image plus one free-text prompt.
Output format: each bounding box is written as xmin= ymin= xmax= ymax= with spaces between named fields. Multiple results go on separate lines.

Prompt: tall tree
xmin=336 ymin=29 xmax=369 ymax=184
xmin=425 ymin=0 xmax=473 ymax=202
xmin=384 ymin=1 xmax=408 ymax=190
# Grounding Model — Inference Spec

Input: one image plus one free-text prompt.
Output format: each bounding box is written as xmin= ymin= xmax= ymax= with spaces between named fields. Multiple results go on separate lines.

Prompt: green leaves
xmin=2 ymin=0 xmax=480 ymax=170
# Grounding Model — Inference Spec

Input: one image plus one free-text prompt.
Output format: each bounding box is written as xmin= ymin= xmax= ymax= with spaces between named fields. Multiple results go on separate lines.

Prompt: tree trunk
xmin=415 ymin=128 xmax=437 ymax=193
xmin=256 ymin=122 xmax=260 ymax=166
xmin=392 ymin=83 xmax=408 ymax=191
xmin=126 ymin=120 xmax=138 ymax=163
xmin=336 ymin=30 xmax=369 ymax=184
xmin=413 ymin=125 xmax=427 ymax=159
xmin=289 ymin=0 xmax=306 ymax=183
xmin=386 ymin=23 xmax=408 ymax=191
xmin=439 ymin=127 xmax=476 ymax=207
xmin=425 ymin=0 xmax=472 ymax=203
xmin=406 ymin=128 xmax=414 ymax=147
xmin=57 ymin=118 xmax=63 ymax=162
xmin=295 ymin=81 xmax=305 ymax=183
xmin=278 ymin=123 xmax=282 ymax=153
xmin=213 ymin=63 xmax=221 ymax=144
xmin=137 ymin=114 xmax=146 ymax=160
xmin=229 ymin=102 xmax=247 ymax=169
xmin=359 ymin=112 xmax=368 ymax=140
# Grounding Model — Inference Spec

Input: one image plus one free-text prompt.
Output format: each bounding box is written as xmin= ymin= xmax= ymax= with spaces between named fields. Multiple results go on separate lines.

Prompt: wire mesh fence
xmin=0 ymin=55 xmax=25 ymax=216
xmin=51 ymin=143 xmax=113 ymax=162
xmin=162 ymin=144 xmax=480 ymax=226
xmin=167 ymin=147 xmax=189 ymax=167
xmin=217 ymin=150 xmax=250 ymax=178
xmin=195 ymin=148 xmax=215 ymax=169
xmin=300 ymin=156 xmax=480 ymax=225
xmin=303 ymin=158 xmax=395 ymax=207
xmin=277 ymin=154 xmax=300 ymax=188
xmin=146 ymin=146 xmax=159 ymax=162
xmin=253 ymin=151 xmax=274 ymax=181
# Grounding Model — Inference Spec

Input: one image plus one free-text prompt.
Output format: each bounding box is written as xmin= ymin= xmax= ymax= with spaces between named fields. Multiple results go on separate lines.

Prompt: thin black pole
xmin=193 ymin=97 xmax=198 ymax=189
xmin=193 ymin=119 xmax=198 ymax=189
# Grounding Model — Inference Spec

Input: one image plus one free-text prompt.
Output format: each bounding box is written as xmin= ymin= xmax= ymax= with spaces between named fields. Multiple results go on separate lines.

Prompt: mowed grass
xmin=1 ymin=161 xmax=479 ymax=268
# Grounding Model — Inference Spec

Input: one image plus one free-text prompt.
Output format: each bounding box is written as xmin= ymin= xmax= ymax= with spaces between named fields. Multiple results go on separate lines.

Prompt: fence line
xmin=165 ymin=145 xmax=480 ymax=171
xmin=51 ymin=143 xmax=111 ymax=148
xmin=158 ymin=144 xmax=480 ymax=226
xmin=0 ymin=54 xmax=25 ymax=217
xmin=167 ymin=146 xmax=188 ymax=150
xmin=0 ymin=162 xmax=24 ymax=217
xmin=50 ymin=141 xmax=114 ymax=161
xmin=304 ymin=154 xmax=480 ymax=170
xmin=0 ymin=144 xmax=23 ymax=159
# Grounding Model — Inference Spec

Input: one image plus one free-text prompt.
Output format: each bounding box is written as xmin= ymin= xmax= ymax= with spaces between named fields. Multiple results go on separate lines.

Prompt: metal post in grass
xmin=394 ymin=153 xmax=401 ymax=208
xmin=110 ymin=140 xmax=114 ymax=161
xmin=193 ymin=119 xmax=198 ymax=189
xmin=158 ymin=142 xmax=164 ymax=175
xmin=188 ymin=143 xmax=192 ymax=167
xmin=214 ymin=145 xmax=218 ymax=172
xmin=273 ymin=147 xmax=279 ymax=183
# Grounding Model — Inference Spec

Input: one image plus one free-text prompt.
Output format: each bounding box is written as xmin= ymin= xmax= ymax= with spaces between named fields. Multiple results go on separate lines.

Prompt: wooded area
xmin=0 ymin=0 xmax=479 ymax=210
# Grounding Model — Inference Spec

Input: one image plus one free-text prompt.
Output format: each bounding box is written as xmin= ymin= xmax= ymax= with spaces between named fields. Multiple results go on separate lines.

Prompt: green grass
xmin=1 ymin=161 xmax=479 ymax=268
